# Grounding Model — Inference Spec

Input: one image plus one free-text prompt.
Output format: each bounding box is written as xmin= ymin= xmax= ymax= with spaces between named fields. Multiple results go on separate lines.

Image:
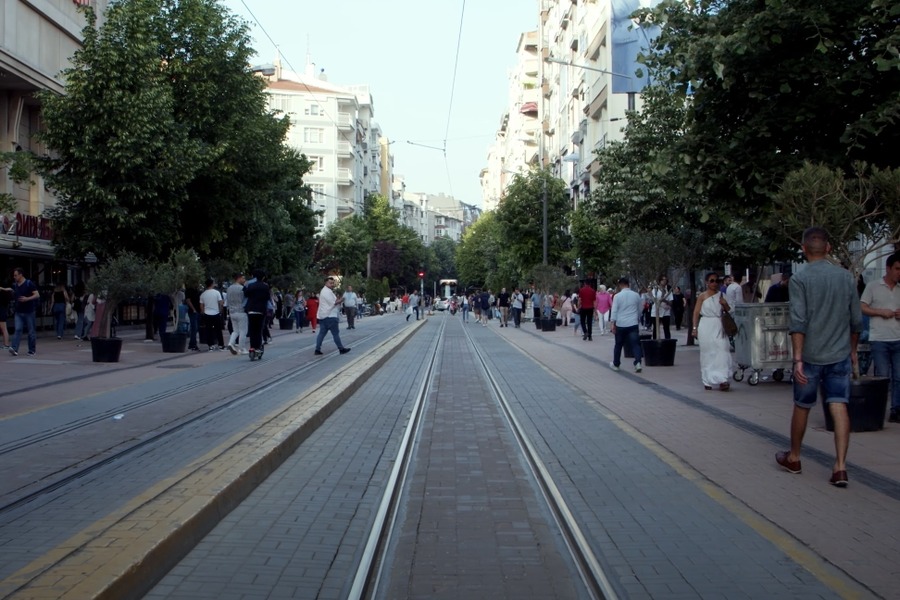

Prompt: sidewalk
xmin=486 ymin=314 xmax=900 ymax=599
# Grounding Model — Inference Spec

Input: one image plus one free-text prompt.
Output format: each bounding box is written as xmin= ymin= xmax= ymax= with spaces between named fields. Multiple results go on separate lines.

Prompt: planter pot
xmin=625 ymin=333 xmax=653 ymax=358
xmin=541 ymin=318 xmax=557 ymax=332
xmin=278 ymin=318 xmax=294 ymax=331
xmin=535 ymin=318 xmax=542 ymax=330
xmin=640 ymin=339 xmax=677 ymax=366
xmin=91 ymin=337 xmax=123 ymax=363
xmin=555 ymin=318 xmax=563 ymax=325
xmin=160 ymin=332 xmax=188 ymax=353
xmin=823 ymin=377 xmax=889 ymax=432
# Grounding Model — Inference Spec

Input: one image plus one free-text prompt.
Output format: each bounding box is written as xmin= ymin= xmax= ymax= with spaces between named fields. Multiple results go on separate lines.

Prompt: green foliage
xmin=39 ymin=0 xmax=316 ymax=270
xmin=570 ymin=204 xmax=621 ymax=279
xmin=526 ymin=264 xmax=576 ymax=295
xmin=772 ymin=162 xmax=900 ymax=277
xmin=430 ymin=236 xmax=458 ymax=280
xmin=318 ymin=216 xmax=372 ymax=277
xmin=87 ymin=252 xmax=159 ymax=337
xmin=615 ymin=230 xmax=685 ymax=292
xmin=156 ymin=248 xmax=204 ymax=294
xmin=494 ymin=169 xmax=571 ymax=269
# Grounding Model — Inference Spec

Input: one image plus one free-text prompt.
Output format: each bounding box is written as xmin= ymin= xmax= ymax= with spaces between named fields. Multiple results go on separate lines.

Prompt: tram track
xmin=347 ymin=317 xmax=618 ymax=600
xmin=0 ymin=330 xmax=386 ymax=516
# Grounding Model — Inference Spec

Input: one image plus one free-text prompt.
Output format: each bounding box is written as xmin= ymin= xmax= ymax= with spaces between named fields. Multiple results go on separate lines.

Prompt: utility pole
xmin=542 ymin=176 xmax=548 ymax=265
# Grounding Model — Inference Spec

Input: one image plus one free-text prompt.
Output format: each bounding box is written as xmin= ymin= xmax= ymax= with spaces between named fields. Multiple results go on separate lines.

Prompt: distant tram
xmin=439 ymin=279 xmax=458 ymax=299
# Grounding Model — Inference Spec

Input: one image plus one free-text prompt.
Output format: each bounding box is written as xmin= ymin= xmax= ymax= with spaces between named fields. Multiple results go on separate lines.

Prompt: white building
xmin=398 ymin=190 xmax=479 ymax=245
xmin=482 ymin=1 xmax=656 ymax=211
xmin=261 ymin=59 xmax=387 ymax=231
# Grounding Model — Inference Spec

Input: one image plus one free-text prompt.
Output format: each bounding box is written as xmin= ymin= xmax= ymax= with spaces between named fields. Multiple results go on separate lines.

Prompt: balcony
xmin=584 ymin=79 xmax=608 ymax=119
xmin=523 ymin=58 xmax=539 ymax=77
xmin=337 ymin=167 xmax=354 ymax=186
xmin=337 ymin=141 xmax=352 ymax=156
xmin=336 ymin=112 xmax=355 ymax=130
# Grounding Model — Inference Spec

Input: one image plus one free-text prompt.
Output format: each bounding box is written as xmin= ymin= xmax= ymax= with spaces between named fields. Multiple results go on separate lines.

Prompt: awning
xmin=519 ymin=102 xmax=538 ymax=114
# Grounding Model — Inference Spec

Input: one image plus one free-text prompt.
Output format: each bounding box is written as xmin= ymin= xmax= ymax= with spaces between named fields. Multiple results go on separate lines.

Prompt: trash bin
xmin=823 ymin=377 xmax=889 ymax=432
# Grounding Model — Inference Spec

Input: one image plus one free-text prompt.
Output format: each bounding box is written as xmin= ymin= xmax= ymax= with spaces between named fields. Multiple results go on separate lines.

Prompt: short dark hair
xmin=252 ymin=268 xmax=266 ymax=279
xmin=802 ymin=226 xmax=830 ymax=246
xmin=887 ymin=252 xmax=900 ymax=269
xmin=617 ymin=277 xmax=630 ymax=286
xmin=205 ymin=278 xmax=215 ymax=288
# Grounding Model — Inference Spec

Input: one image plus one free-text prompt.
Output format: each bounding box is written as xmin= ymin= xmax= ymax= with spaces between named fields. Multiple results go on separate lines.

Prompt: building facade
xmin=261 ymin=59 xmax=388 ymax=233
xmin=1 ymin=0 xmax=110 ymax=281
xmin=481 ymin=0 xmax=656 ymax=211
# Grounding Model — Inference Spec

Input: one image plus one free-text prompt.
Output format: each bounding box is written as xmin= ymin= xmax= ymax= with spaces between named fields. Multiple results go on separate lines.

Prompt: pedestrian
xmin=0 ymin=283 xmax=11 ymax=349
xmin=578 ymin=280 xmax=596 ymax=340
xmin=609 ymin=277 xmax=643 ymax=372
xmin=306 ymin=293 xmax=319 ymax=333
xmin=226 ymin=272 xmax=248 ymax=355
xmin=314 ymin=275 xmax=350 ymax=356
xmin=511 ymin=288 xmax=524 ymax=328
xmin=860 ymin=250 xmax=900 ymax=423
xmin=765 ymin=272 xmax=791 ymax=302
xmin=671 ymin=286 xmax=685 ymax=330
xmin=6 ymin=267 xmax=40 ymax=356
xmin=776 ymin=227 xmax=862 ymax=488
xmin=461 ymin=293 xmax=470 ymax=323
xmin=243 ymin=269 xmax=270 ymax=360
xmin=497 ymin=287 xmax=510 ymax=327
xmin=571 ymin=294 xmax=581 ymax=335
xmin=408 ymin=291 xmax=418 ymax=322
xmin=293 ymin=289 xmax=306 ymax=332
xmin=595 ymin=285 xmax=612 ymax=334
xmin=559 ymin=290 xmax=573 ymax=328
xmin=691 ymin=273 xmax=733 ymax=391
xmin=184 ymin=283 xmax=202 ymax=351
xmin=530 ymin=288 xmax=542 ymax=325
xmin=72 ymin=282 xmax=86 ymax=341
xmin=343 ymin=284 xmax=359 ymax=329
xmin=82 ymin=291 xmax=96 ymax=341
xmin=199 ymin=278 xmax=225 ymax=351
xmin=650 ymin=275 xmax=673 ymax=340
xmin=480 ymin=289 xmax=492 ymax=327
xmin=51 ymin=281 xmax=70 ymax=340
xmin=152 ymin=291 xmax=173 ymax=337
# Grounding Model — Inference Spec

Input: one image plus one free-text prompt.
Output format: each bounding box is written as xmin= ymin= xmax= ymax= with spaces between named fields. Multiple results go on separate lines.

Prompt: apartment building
xmin=1 ymin=0 xmax=109 ymax=270
xmin=261 ymin=59 xmax=385 ymax=232
xmin=398 ymin=190 xmax=479 ymax=245
xmin=482 ymin=0 xmax=659 ymax=210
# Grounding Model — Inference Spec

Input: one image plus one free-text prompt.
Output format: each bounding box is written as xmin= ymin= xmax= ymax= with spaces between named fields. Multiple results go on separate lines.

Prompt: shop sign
xmin=1 ymin=213 xmax=54 ymax=240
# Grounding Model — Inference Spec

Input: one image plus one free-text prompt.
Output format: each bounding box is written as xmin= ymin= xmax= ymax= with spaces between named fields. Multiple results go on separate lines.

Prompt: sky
xmin=219 ymin=0 xmax=538 ymax=208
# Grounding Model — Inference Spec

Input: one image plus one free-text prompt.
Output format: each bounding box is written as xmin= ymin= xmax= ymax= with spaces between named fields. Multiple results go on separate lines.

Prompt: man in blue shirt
xmin=8 ymin=267 xmax=40 ymax=356
xmin=609 ymin=277 xmax=644 ymax=372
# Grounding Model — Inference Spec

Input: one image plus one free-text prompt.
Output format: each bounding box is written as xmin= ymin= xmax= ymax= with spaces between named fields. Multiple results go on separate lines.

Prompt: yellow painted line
xmin=500 ymin=332 xmax=871 ymax=599
xmin=603 ymin=413 xmax=872 ymax=600
xmin=0 ymin=320 xmax=425 ymax=600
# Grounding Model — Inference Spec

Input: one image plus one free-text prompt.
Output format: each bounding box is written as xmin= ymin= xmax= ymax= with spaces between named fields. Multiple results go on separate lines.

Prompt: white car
xmin=435 ymin=299 xmax=449 ymax=311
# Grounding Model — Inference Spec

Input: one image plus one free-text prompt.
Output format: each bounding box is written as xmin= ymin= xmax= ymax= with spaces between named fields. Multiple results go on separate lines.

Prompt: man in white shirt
xmin=199 ymin=278 xmax=224 ymax=351
xmin=861 ymin=251 xmax=900 ymax=422
xmin=650 ymin=275 xmax=674 ymax=340
xmin=725 ymin=274 xmax=743 ymax=311
xmin=343 ymin=285 xmax=359 ymax=330
xmin=610 ymin=277 xmax=645 ymax=372
xmin=314 ymin=276 xmax=350 ymax=356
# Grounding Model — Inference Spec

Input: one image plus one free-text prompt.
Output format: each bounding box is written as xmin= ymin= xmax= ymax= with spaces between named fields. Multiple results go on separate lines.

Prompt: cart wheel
xmin=733 ymin=370 xmax=744 ymax=382
xmin=748 ymin=371 xmax=760 ymax=386
xmin=773 ymin=368 xmax=785 ymax=382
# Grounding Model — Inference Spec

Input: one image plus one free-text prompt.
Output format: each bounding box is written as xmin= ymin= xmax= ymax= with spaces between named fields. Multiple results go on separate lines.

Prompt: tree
xmin=640 ymin=0 xmax=900 ymax=231
xmin=456 ymin=212 xmax=505 ymax=290
xmin=40 ymin=0 xmax=317 ymax=269
xmin=495 ymin=169 xmax=570 ymax=269
xmin=316 ymin=216 xmax=371 ymax=277
xmin=41 ymin=1 xmax=203 ymax=262
xmin=430 ymin=236 xmax=458 ymax=280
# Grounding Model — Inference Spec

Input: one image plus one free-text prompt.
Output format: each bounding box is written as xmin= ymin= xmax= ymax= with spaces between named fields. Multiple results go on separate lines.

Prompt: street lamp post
xmin=542 ymin=176 xmax=548 ymax=265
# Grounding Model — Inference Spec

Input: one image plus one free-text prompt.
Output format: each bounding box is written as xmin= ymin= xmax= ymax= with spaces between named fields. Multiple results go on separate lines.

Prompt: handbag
xmin=721 ymin=311 xmax=738 ymax=337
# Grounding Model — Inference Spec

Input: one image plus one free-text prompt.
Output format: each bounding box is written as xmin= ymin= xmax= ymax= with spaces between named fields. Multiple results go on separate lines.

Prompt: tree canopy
xmin=40 ymin=0 xmax=316 ymax=271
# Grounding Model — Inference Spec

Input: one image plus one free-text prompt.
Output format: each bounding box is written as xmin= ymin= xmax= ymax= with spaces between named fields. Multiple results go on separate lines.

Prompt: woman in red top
xmin=305 ymin=293 xmax=319 ymax=333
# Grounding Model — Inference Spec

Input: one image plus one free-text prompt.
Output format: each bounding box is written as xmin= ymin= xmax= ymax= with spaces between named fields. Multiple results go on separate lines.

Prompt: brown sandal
xmin=719 ymin=382 xmax=730 ymax=391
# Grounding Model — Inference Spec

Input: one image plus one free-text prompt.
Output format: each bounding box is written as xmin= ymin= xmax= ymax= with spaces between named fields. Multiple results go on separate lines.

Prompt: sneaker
xmin=314 ymin=350 xmax=323 ymax=355
xmin=8 ymin=348 xmax=17 ymax=356
xmin=829 ymin=470 xmax=849 ymax=487
xmin=227 ymin=344 xmax=237 ymax=355
xmin=27 ymin=351 xmax=35 ymax=356
xmin=74 ymin=336 xmax=81 ymax=340
xmin=775 ymin=451 xmax=802 ymax=474
xmin=634 ymin=362 xmax=642 ymax=373
xmin=609 ymin=362 xmax=620 ymax=371
xmin=339 ymin=347 xmax=351 ymax=354
xmin=57 ymin=336 xmax=62 ymax=340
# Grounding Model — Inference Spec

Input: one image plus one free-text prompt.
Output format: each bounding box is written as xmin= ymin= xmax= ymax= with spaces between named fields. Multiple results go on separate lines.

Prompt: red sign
xmin=2 ymin=213 xmax=54 ymax=240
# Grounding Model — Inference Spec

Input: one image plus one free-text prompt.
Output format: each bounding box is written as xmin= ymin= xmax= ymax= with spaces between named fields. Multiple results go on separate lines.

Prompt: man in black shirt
xmin=497 ymin=288 xmax=511 ymax=327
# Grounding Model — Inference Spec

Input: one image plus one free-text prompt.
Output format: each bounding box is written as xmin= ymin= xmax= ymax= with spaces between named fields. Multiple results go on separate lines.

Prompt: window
xmin=309 ymin=156 xmax=325 ymax=172
xmin=304 ymin=103 xmax=322 ymax=116
xmin=270 ymin=94 xmax=292 ymax=113
xmin=309 ymin=183 xmax=326 ymax=197
xmin=304 ymin=128 xmax=325 ymax=144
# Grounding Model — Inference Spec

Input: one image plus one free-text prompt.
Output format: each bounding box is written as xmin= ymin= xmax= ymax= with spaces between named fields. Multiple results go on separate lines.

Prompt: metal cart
xmin=732 ymin=302 xmax=793 ymax=385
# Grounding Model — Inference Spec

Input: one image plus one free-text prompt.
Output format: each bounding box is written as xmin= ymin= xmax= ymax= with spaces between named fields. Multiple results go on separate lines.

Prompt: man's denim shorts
xmin=793 ymin=357 xmax=851 ymax=408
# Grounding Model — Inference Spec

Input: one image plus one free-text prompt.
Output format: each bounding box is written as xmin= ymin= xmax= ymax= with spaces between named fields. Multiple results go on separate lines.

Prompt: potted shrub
xmin=155 ymin=249 xmax=203 ymax=353
xmin=617 ymin=231 xmax=685 ymax=365
xmin=774 ymin=161 xmax=900 ymax=431
xmin=527 ymin=264 xmax=575 ymax=333
xmin=86 ymin=252 xmax=158 ymax=362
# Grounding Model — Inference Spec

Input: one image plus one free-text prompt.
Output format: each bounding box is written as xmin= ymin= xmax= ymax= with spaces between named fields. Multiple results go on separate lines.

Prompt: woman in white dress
xmin=691 ymin=273 xmax=733 ymax=391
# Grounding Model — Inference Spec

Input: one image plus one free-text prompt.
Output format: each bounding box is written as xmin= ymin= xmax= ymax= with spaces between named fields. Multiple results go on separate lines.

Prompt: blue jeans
xmin=613 ymin=325 xmax=642 ymax=367
xmin=315 ymin=317 xmax=345 ymax=351
xmin=793 ymin=357 xmax=851 ymax=408
xmin=871 ymin=340 xmax=900 ymax=410
xmin=294 ymin=308 xmax=305 ymax=330
xmin=52 ymin=302 xmax=67 ymax=338
xmin=188 ymin=312 xmax=199 ymax=348
xmin=13 ymin=311 xmax=36 ymax=354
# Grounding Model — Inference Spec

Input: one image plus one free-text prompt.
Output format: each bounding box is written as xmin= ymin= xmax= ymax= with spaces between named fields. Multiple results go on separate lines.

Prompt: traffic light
xmin=418 ymin=271 xmax=425 ymax=279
